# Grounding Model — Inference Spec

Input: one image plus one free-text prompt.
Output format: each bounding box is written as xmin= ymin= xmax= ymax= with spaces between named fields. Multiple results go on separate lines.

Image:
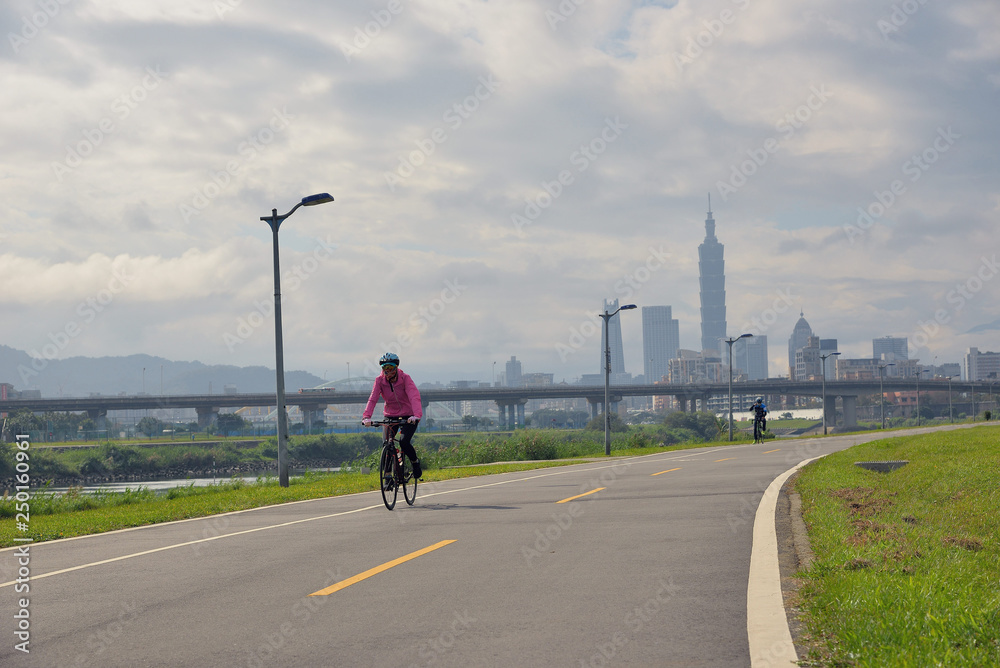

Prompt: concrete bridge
xmin=1 ymin=378 xmax=994 ymax=431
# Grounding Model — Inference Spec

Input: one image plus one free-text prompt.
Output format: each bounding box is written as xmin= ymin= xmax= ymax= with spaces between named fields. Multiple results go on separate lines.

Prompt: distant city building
xmin=698 ymin=199 xmax=727 ymax=356
xmin=668 ymin=349 xmax=725 ymax=384
xmin=505 ymin=355 xmax=522 ymax=387
xmin=600 ymin=298 xmax=627 ymax=375
xmin=743 ymin=335 xmax=769 ymax=380
xmin=835 ymin=357 xmax=880 ymax=380
xmin=965 ymin=348 xmax=1000 ymax=381
xmin=787 ymin=312 xmax=812 ymax=378
xmin=873 ymin=336 xmax=909 ymax=362
xmin=795 ymin=336 xmax=822 ymax=381
xmin=642 ymin=306 xmax=680 ymax=384
xmin=820 ymin=339 xmax=839 ymax=380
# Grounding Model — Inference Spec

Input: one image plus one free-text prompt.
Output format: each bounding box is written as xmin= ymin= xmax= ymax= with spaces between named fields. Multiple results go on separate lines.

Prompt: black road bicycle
xmin=752 ymin=414 xmax=766 ymax=444
xmin=366 ymin=417 xmax=416 ymax=510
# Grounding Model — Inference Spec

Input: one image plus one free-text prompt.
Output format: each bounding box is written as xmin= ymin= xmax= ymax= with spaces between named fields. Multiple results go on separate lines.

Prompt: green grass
xmin=793 ymin=426 xmax=1000 ymax=666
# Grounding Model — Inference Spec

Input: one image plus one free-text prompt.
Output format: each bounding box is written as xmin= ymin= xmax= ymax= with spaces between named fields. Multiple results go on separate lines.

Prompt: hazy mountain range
xmin=0 ymin=345 xmax=325 ymax=398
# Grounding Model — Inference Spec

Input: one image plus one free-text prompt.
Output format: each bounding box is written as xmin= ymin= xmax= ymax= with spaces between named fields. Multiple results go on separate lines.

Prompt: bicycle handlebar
xmin=364 ymin=417 xmax=411 ymax=426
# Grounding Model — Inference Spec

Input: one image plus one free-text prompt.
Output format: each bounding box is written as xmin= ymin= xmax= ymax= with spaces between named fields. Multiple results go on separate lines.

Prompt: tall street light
xmin=600 ymin=303 xmax=636 ymax=456
xmin=725 ymin=334 xmax=753 ymax=441
xmin=820 ymin=351 xmax=840 ymax=434
xmin=948 ymin=374 xmax=958 ymax=423
xmin=878 ymin=362 xmax=895 ymax=429
xmin=916 ymin=368 xmax=929 ymax=426
xmin=262 ymin=193 xmax=334 ymax=487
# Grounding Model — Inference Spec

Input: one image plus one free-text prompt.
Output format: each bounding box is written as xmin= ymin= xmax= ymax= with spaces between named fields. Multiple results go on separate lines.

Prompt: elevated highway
xmin=0 ymin=378 xmax=992 ymax=430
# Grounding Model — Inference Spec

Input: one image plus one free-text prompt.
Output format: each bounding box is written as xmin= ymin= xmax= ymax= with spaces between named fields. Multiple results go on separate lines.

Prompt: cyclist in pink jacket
xmin=362 ymin=352 xmax=423 ymax=479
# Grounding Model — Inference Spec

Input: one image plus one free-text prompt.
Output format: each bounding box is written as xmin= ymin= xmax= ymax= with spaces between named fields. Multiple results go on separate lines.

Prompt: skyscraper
xmin=699 ymin=197 xmax=726 ymax=356
xmin=873 ymin=336 xmax=908 ymax=361
xmin=743 ymin=335 xmax=769 ymax=380
xmin=505 ymin=355 xmax=522 ymax=387
xmin=642 ymin=306 xmax=680 ymax=384
xmin=600 ymin=298 xmax=626 ymax=374
xmin=788 ymin=311 xmax=812 ymax=379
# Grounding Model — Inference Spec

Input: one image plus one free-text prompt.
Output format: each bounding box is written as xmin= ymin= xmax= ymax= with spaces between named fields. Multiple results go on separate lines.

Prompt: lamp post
xmin=820 ymin=351 xmax=841 ymax=434
xmin=878 ymin=362 xmax=895 ymax=429
xmin=262 ymin=193 xmax=334 ymax=487
xmin=725 ymin=334 xmax=753 ymax=441
xmin=948 ymin=375 xmax=958 ymax=423
xmin=916 ymin=368 xmax=929 ymax=426
xmin=600 ymin=303 xmax=636 ymax=455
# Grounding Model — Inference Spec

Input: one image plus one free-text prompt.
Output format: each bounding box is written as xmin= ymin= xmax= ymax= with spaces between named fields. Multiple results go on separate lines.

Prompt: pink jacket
xmin=363 ymin=369 xmax=423 ymax=419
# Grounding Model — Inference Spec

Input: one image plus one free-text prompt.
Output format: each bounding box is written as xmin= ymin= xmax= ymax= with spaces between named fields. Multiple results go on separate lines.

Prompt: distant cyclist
xmin=362 ymin=353 xmax=423 ymax=479
xmin=749 ymin=397 xmax=768 ymax=432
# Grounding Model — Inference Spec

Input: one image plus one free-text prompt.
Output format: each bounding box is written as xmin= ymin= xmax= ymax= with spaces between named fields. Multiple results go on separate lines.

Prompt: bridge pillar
xmin=586 ymin=398 xmax=600 ymax=420
xmin=678 ymin=397 xmax=688 ymax=412
xmin=824 ymin=399 xmax=837 ymax=430
xmin=298 ymin=404 xmax=327 ymax=431
xmin=496 ymin=403 xmax=507 ymax=429
xmin=841 ymin=396 xmax=858 ymax=429
xmin=516 ymin=402 xmax=526 ymax=428
xmin=196 ymin=406 xmax=219 ymax=428
xmin=86 ymin=408 xmax=108 ymax=431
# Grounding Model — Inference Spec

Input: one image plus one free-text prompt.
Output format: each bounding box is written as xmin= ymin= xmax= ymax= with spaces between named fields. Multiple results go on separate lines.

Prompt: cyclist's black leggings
xmin=385 ymin=419 xmax=419 ymax=462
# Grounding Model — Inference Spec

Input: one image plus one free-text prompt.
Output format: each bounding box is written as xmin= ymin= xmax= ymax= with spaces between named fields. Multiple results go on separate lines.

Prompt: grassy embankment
xmin=0 ymin=424 xmax=733 ymax=547
xmin=793 ymin=425 xmax=1000 ymax=666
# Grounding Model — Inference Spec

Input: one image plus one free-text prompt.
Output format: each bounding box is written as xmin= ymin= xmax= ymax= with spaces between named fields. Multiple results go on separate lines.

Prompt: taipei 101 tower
xmin=698 ymin=196 xmax=727 ymax=355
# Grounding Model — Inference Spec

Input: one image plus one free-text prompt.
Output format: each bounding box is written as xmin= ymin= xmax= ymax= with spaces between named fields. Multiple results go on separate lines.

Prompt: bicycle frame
xmin=365 ymin=417 xmax=416 ymax=510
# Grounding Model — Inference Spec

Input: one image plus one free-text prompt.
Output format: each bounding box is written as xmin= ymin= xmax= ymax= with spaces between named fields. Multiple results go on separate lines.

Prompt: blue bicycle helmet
xmin=379 ymin=352 xmax=400 ymax=367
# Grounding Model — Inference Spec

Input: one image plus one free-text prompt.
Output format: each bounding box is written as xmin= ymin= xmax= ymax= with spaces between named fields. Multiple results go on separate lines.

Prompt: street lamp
xmin=916 ymin=368 xmax=929 ymax=427
xmin=600 ymin=303 xmax=636 ymax=456
xmin=948 ymin=375 xmax=958 ymax=423
xmin=262 ymin=192 xmax=334 ymax=487
xmin=878 ymin=362 xmax=895 ymax=429
xmin=725 ymin=334 xmax=753 ymax=441
xmin=820 ymin=352 xmax=840 ymax=434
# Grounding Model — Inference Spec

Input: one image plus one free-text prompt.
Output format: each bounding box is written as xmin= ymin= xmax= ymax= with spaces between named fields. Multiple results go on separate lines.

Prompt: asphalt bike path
xmin=2 ymin=425 xmax=983 ymax=666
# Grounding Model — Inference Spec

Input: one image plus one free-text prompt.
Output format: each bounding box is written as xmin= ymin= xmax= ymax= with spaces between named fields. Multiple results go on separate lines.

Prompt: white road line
xmin=746 ymin=456 xmax=821 ymax=668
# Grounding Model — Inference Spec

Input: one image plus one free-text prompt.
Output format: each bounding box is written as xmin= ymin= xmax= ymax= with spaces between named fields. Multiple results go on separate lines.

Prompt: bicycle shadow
xmin=412 ymin=503 xmax=519 ymax=511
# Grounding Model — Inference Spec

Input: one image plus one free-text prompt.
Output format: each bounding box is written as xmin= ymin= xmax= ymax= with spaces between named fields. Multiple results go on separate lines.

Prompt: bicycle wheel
xmin=402 ymin=457 xmax=417 ymax=506
xmin=379 ymin=445 xmax=397 ymax=510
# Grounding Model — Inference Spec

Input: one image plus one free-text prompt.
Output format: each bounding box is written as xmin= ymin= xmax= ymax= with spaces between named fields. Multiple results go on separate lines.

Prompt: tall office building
xmin=505 ymin=355 xmax=522 ymax=387
xmin=600 ymin=298 xmax=627 ymax=374
xmin=788 ymin=311 xmax=812 ymax=379
xmin=743 ymin=335 xmax=769 ymax=380
xmin=698 ymin=198 xmax=727 ymax=356
xmin=873 ymin=336 xmax=908 ymax=361
xmin=642 ymin=306 xmax=680 ymax=384
xmin=820 ymin=339 xmax=839 ymax=379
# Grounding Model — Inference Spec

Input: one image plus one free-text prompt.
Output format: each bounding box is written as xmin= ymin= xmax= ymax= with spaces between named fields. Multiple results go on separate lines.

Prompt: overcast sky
xmin=2 ymin=0 xmax=998 ymax=390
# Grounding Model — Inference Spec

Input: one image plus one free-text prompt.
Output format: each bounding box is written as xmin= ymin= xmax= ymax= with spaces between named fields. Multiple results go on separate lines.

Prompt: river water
xmin=43 ymin=467 xmax=341 ymax=495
